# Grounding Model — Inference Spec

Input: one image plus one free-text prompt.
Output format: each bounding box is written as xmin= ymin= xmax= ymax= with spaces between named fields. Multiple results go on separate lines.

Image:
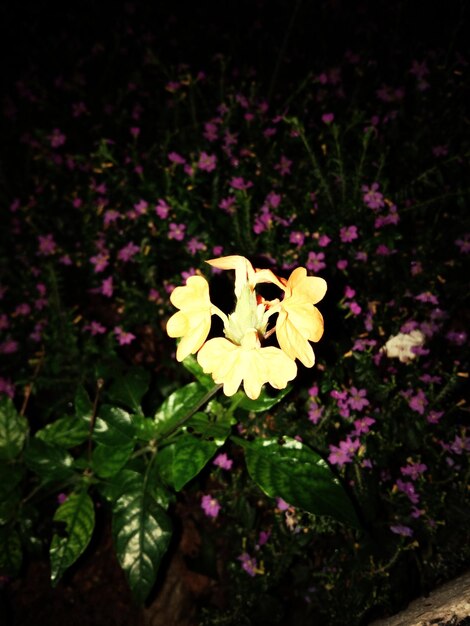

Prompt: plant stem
xmin=87 ymin=378 xmax=104 ymax=463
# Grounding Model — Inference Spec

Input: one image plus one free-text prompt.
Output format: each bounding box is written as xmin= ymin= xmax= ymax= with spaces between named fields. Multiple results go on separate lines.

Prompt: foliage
xmin=0 ymin=6 xmax=469 ymax=623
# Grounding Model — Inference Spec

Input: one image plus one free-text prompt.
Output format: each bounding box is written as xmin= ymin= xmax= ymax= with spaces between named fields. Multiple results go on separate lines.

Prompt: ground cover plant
xmin=1 ymin=2 xmax=469 ymax=624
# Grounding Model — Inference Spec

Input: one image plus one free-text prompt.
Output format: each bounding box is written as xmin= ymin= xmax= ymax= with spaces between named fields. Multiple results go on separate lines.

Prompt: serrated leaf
xmin=155 ymin=434 xmax=223 ymax=491
xmin=24 ymin=438 xmax=75 ymax=482
xmin=133 ymin=413 xmax=158 ymax=441
xmin=50 ymin=491 xmax=95 ymax=585
xmin=93 ymin=405 xmax=136 ymax=447
xmin=0 ymin=397 xmax=28 ymax=460
xmin=154 ymin=382 xmax=214 ymax=437
xmin=36 ymin=416 xmax=89 ymax=448
xmin=107 ymin=368 xmax=150 ymax=413
xmin=237 ymin=385 xmax=292 ymax=413
xmin=92 ymin=442 xmax=134 ymax=478
xmin=112 ymin=471 xmax=172 ymax=604
xmin=240 ymin=437 xmax=360 ymax=528
xmin=0 ymin=526 xmax=22 ymax=576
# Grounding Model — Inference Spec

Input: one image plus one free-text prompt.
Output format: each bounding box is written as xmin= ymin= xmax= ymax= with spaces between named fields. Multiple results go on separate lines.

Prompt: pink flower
xmin=114 ymin=326 xmax=136 ymax=345
xmin=289 ymin=231 xmax=305 ymax=246
xmin=390 ymin=524 xmax=413 ymax=537
xmin=168 ymin=151 xmax=186 ymax=165
xmin=117 ymin=242 xmax=140 ymax=262
xmin=274 ymin=155 xmax=292 ymax=176
xmin=408 ymin=389 xmax=428 ymax=415
xmin=86 ymin=321 xmax=107 ymax=335
xmin=155 ymin=199 xmax=170 ymax=219
xmin=321 ymin=112 xmax=335 ymax=124
xmin=187 ymin=237 xmax=206 ymax=255
xmin=0 ymin=377 xmax=15 ymax=398
xmin=306 ymin=251 xmax=326 ymax=272
xmin=238 ymin=552 xmax=258 ymax=577
xmin=219 ymin=196 xmax=236 ymax=214
xmin=201 ymin=494 xmax=221 ymax=519
xmin=328 ymin=437 xmax=360 ymax=467
xmin=37 ymin=234 xmax=57 ymax=256
xmin=90 ymin=252 xmax=109 ymax=273
xmin=229 ymin=177 xmax=253 ymax=191
xmin=168 ymin=223 xmax=186 ymax=241
xmin=362 ymin=183 xmax=384 ymax=210
xmin=340 ymin=225 xmax=358 ymax=243
xmin=197 ymin=152 xmax=217 ymax=172
xmin=318 ymin=234 xmax=331 ymax=247
xmin=100 ymin=277 xmax=113 ymax=297
xmin=213 ymin=453 xmax=233 ymax=470
xmin=104 ymin=210 xmax=120 ymax=226
xmin=348 ymin=387 xmax=369 ymax=411
xmin=49 ymin=128 xmax=66 ymax=148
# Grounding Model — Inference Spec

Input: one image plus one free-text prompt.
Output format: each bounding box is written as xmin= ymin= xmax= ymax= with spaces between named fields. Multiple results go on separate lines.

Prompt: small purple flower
xmin=390 ymin=524 xmax=413 ymax=537
xmin=328 ymin=437 xmax=360 ymax=467
xmin=197 ymin=151 xmax=217 ymax=172
xmin=49 ymin=128 xmax=66 ymax=148
xmin=362 ymin=182 xmax=385 ymax=210
xmin=396 ymin=479 xmax=420 ymax=504
xmin=318 ymin=234 xmax=331 ymax=247
xmin=238 ymin=552 xmax=258 ymax=576
xmin=86 ymin=321 xmax=107 ymax=335
xmin=408 ymin=389 xmax=428 ymax=415
xmin=401 ymin=462 xmax=427 ymax=480
xmin=114 ymin=326 xmax=136 ymax=345
xmin=100 ymin=276 xmax=113 ymax=297
xmin=340 ymin=225 xmax=358 ymax=243
xmin=289 ymin=231 xmax=305 ymax=247
xmin=168 ymin=223 xmax=186 ymax=241
xmin=37 ymin=234 xmax=57 ymax=256
xmin=168 ymin=151 xmax=186 ymax=165
xmin=229 ymin=177 xmax=253 ymax=191
xmin=118 ymin=242 xmax=140 ymax=262
xmin=274 ymin=155 xmax=292 ymax=176
xmin=306 ymin=251 xmax=326 ymax=272
xmin=213 ymin=453 xmax=233 ymax=470
xmin=352 ymin=416 xmax=375 ymax=436
xmin=321 ymin=112 xmax=335 ymax=124
xmin=348 ymin=387 xmax=369 ymax=411
xmin=201 ymin=494 xmax=221 ymax=519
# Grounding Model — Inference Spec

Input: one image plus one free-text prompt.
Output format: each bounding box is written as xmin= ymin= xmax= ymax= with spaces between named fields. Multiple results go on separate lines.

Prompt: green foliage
xmin=238 ymin=437 xmax=360 ymax=528
xmin=49 ymin=490 xmax=95 ymax=585
xmin=0 ymin=397 xmax=28 ymax=461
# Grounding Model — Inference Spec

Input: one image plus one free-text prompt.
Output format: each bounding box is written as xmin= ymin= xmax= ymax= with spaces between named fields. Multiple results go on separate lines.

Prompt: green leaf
xmin=75 ymin=386 xmax=93 ymax=422
xmin=0 ymin=463 xmax=24 ymax=524
xmin=237 ymin=385 xmax=292 ymax=413
xmin=93 ymin=405 xmax=136 ymax=447
xmin=156 ymin=434 xmax=223 ymax=491
xmin=24 ymin=438 xmax=75 ymax=482
xmin=92 ymin=443 xmax=134 ymax=478
xmin=133 ymin=413 xmax=158 ymax=441
xmin=112 ymin=470 xmax=172 ymax=604
xmin=50 ymin=491 xmax=95 ymax=585
xmin=154 ymin=382 xmax=213 ymax=437
xmin=36 ymin=416 xmax=89 ymax=448
xmin=181 ymin=354 xmax=215 ymax=389
xmin=240 ymin=437 xmax=360 ymax=528
xmin=186 ymin=411 xmax=233 ymax=440
xmin=0 ymin=397 xmax=28 ymax=460
xmin=107 ymin=368 xmax=150 ymax=413
xmin=0 ymin=526 xmax=22 ymax=576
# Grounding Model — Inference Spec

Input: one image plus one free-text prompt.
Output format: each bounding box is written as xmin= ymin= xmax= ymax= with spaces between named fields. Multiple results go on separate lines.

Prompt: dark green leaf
xmin=24 ymin=438 xmax=75 ymax=482
xmin=155 ymin=434 xmax=223 ymax=491
xmin=0 ymin=526 xmax=22 ymax=576
xmin=0 ymin=397 xmax=28 ymax=460
xmin=0 ymin=463 xmax=24 ymax=524
xmin=50 ymin=491 xmax=95 ymax=585
xmin=237 ymin=385 xmax=292 ymax=413
xmin=186 ymin=411 xmax=233 ymax=440
xmin=154 ymin=382 xmax=213 ymax=437
xmin=36 ymin=416 xmax=89 ymax=448
xmin=240 ymin=437 xmax=360 ymax=528
xmin=92 ymin=443 xmax=134 ymax=478
xmin=75 ymin=386 xmax=93 ymax=422
xmin=108 ymin=368 xmax=150 ymax=413
xmin=133 ymin=413 xmax=158 ymax=441
xmin=93 ymin=405 xmax=136 ymax=447
xmin=112 ymin=470 xmax=172 ymax=604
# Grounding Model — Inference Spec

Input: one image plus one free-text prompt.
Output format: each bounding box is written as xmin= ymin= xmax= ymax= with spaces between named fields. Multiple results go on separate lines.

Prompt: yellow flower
xmin=275 ymin=267 xmax=327 ymax=368
xmin=166 ymin=275 xmax=213 ymax=362
xmin=197 ymin=329 xmax=297 ymax=400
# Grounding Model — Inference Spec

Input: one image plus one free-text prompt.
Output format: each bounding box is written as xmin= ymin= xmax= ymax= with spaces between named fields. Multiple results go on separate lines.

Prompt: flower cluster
xmin=167 ymin=255 xmax=326 ymax=399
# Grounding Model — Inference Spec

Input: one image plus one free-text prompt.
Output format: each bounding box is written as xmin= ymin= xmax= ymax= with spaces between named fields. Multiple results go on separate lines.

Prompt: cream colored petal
xmin=264 ymin=347 xmax=297 ymax=388
xmin=276 ymin=312 xmax=315 ymax=368
xmin=197 ymin=338 xmax=244 ymax=395
xmin=170 ymin=275 xmax=210 ymax=310
xmin=286 ymin=268 xmax=327 ymax=304
xmin=166 ymin=311 xmax=189 ymax=338
xmin=175 ymin=314 xmax=212 ymax=361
